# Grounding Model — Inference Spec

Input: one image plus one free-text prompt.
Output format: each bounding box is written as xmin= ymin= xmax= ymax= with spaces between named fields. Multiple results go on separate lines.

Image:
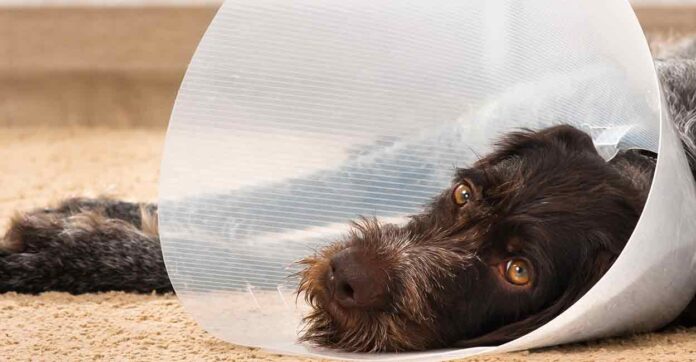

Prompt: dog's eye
xmin=504 ymin=259 xmax=531 ymax=286
xmin=453 ymin=184 xmax=473 ymax=206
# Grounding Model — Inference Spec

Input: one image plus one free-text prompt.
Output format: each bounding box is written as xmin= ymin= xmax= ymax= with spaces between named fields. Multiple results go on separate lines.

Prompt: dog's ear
xmin=455 ymin=249 xmax=616 ymax=347
xmin=483 ymin=125 xmax=598 ymax=165
xmin=536 ymin=125 xmax=598 ymax=156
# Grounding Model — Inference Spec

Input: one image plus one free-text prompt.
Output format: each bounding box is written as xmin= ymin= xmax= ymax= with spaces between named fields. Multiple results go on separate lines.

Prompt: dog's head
xmin=297 ymin=125 xmax=651 ymax=352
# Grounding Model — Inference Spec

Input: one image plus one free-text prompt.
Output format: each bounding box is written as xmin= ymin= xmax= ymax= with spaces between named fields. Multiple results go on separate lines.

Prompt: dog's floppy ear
xmin=455 ymin=249 xmax=616 ymax=347
xmin=536 ymin=125 xmax=599 ymax=156
xmin=483 ymin=125 xmax=598 ymax=165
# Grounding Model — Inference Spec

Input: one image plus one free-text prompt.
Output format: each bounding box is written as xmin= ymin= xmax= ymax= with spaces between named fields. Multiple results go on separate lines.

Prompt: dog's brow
xmin=455 ymin=168 xmax=485 ymax=186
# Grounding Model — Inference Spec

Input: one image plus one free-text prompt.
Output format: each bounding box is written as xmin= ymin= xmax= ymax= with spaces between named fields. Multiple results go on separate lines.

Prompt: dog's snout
xmin=327 ymin=247 xmax=387 ymax=309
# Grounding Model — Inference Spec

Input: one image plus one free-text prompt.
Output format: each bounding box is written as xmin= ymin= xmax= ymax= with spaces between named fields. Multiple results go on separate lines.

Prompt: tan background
xmin=0 ymin=6 xmax=696 ymax=128
xmin=0 ymin=7 xmax=215 ymax=127
xmin=2 ymin=4 xmax=696 ymax=362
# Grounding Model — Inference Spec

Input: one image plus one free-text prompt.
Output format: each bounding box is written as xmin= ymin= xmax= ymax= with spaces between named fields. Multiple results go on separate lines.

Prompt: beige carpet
xmin=1 ymin=127 xmax=696 ymax=361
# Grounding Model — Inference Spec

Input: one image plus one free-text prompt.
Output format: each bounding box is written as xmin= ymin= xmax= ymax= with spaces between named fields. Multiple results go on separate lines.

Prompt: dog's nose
xmin=327 ymin=248 xmax=387 ymax=309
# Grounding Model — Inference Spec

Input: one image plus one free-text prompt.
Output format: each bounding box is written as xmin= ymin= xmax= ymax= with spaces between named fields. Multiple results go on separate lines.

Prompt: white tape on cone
xmin=158 ymin=0 xmax=696 ymax=360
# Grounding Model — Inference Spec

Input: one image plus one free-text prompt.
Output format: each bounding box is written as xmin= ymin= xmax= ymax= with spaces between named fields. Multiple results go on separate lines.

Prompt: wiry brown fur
xmin=139 ymin=205 xmax=159 ymax=238
xmin=0 ymin=198 xmax=170 ymax=294
xmin=298 ymin=217 xmax=475 ymax=351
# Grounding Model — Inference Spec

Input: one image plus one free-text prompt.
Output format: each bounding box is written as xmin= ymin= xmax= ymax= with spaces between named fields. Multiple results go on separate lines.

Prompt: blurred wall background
xmin=0 ymin=0 xmax=694 ymax=128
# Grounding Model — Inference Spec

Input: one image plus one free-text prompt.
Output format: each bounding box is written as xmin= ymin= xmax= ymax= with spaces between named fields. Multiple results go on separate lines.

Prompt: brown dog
xmin=297 ymin=125 xmax=658 ymax=352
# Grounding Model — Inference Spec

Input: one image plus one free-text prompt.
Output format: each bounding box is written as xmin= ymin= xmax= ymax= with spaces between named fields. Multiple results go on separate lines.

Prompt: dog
xmin=296 ymin=124 xmax=660 ymax=351
xmin=2 ymin=39 xmax=696 ymax=352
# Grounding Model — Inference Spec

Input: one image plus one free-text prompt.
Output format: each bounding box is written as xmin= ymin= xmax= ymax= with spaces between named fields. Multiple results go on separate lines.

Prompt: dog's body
xmin=3 ymin=40 xmax=696 ymax=351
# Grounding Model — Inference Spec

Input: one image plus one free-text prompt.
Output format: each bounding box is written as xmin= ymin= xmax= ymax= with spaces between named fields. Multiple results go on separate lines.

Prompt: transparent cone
xmin=158 ymin=0 xmax=696 ymax=360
